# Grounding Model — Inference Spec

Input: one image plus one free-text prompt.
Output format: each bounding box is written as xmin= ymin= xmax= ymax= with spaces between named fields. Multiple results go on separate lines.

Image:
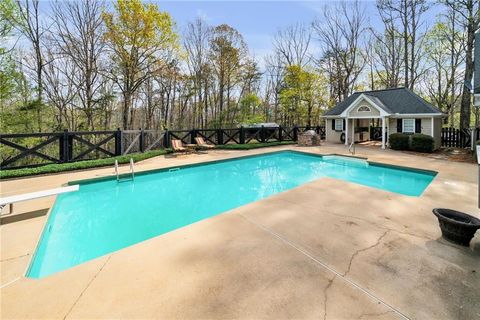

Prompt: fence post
xmin=67 ymin=131 xmax=73 ymax=161
xmin=115 ymin=128 xmax=122 ymax=156
xmin=278 ymin=126 xmax=283 ymax=142
xmin=293 ymin=125 xmax=299 ymax=141
xmin=138 ymin=128 xmax=145 ymax=152
xmin=163 ymin=129 xmax=170 ymax=148
xmin=59 ymin=129 xmax=69 ymax=163
xmin=240 ymin=126 xmax=245 ymax=144
xmin=216 ymin=128 xmax=224 ymax=145
xmin=191 ymin=128 xmax=197 ymax=144
xmin=316 ymin=125 xmax=320 ymax=134
xmin=260 ymin=125 xmax=265 ymax=143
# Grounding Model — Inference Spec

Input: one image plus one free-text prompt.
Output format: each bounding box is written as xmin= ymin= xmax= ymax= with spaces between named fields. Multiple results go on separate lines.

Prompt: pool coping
xmin=66 ymin=149 xmax=437 ymax=187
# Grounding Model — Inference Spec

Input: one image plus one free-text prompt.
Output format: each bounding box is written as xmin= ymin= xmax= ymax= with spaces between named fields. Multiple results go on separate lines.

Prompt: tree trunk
xmin=460 ymin=6 xmax=475 ymax=129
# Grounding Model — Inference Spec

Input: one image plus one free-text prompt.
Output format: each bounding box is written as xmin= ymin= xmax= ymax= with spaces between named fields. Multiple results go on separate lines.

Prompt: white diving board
xmin=0 ymin=185 xmax=79 ymax=215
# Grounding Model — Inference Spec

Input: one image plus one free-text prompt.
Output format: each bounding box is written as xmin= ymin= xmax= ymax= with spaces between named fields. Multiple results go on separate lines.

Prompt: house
xmin=322 ymin=87 xmax=445 ymax=150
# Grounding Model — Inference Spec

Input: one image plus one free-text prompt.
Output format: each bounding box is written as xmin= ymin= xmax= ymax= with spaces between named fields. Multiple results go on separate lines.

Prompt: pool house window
xmin=357 ymin=105 xmax=371 ymax=112
xmin=334 ymin=119 xmax=344 ymax=131
xmin=402 ymin=119 xmax=415 ymax=133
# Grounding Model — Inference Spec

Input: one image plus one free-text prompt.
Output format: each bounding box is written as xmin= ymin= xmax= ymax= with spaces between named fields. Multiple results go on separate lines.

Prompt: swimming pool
xmin=27 ymin=151 xmax=436 ymax=278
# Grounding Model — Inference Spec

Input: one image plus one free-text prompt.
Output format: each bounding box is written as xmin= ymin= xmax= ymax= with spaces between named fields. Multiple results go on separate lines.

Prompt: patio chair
xmin=195 ymin=137 xmax=215 ymax=151
xmin=171 ymin=139 xmax=189 ymax=154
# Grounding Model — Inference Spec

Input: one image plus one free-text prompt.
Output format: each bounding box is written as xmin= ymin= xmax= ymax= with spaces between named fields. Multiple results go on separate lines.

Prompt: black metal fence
xmin=0 ymin=126 xmax=325 ymax=170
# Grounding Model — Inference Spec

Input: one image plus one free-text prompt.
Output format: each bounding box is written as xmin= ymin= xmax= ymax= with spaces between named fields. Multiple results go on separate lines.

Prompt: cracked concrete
xmin=343 ymin=230 xmax=391 ymax=277
xmin=1 ymin=143 xmax=479 ymax=319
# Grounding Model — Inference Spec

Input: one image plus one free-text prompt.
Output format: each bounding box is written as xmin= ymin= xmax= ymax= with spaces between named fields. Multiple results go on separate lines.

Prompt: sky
xmin=157 ymin=0 xmax=445 ymax=66
xmin=10 ymin=0 xmax=445 ymax=69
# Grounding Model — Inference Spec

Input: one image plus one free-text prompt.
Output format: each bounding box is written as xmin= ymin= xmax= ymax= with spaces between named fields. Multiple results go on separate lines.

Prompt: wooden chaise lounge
xmin=195 ymin=137 xmax=215 ymax=151
xmin=171 ymin=139 xmax=189 ymax=154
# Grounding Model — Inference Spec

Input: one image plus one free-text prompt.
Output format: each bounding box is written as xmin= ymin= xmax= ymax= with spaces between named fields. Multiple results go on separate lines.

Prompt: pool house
xmin=322 ymin=87 xmax=445 ymax=150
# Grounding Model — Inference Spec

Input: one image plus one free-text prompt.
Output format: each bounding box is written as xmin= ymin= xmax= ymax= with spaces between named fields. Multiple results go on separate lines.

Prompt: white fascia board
xmin=339 ymin=94 xmax=390 ymax=117
xmin=389 ymin=113 xmax=444 ymax=118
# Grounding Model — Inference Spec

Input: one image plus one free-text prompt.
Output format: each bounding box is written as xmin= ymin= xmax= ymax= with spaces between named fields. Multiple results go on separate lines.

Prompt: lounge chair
xmin=195 ymin=137 xmax=215 ymax=151
xmin=171 ymin=139 xmax=189 ymax=154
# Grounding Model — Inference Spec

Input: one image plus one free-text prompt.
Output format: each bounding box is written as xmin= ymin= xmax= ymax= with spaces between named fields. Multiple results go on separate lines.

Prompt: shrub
xmin=410 ymin=133 xmax=435 ymax=153
xmin=389 ymin=133 xmax=410 ymax=150
xmin=215 ymin=141 xmax=294 ymax=150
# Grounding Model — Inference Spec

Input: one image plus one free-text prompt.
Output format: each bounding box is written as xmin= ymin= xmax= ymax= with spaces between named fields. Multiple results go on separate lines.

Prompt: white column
xmin=381 ymin=117 xmax=386 ymax=149
xmin=344 ymin=118 xmax=349 ymax=145
xmin=431 ymin=117 xmax=434 ymax=137
xmin=352 ymin=118 xmax=355 ymax=143
xmin=386 ymin=117 xmax=389 ymax=147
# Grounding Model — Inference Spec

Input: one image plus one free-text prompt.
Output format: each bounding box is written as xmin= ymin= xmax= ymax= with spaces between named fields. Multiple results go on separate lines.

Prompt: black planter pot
xmin=432 ymin=208 xmax=480 ymax=246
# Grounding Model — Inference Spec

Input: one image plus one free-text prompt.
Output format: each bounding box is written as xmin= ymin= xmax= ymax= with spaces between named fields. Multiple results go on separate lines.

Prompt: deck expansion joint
xmin=63 ymin=254 xmax=112 ymax=320
xmin=239 ymin=213 xmax=411 ymax=320
xmin=0 ymin=253 xmax=30 ymax=262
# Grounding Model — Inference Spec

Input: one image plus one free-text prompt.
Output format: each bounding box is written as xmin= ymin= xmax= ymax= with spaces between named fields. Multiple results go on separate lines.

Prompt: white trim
xmin=325 ymin=120 xmax=329 ymax=140
xmin=357 ymin=105 xmax=371 ymax=112
xmin=323 ymin=113 xmax=444 ymax=118
xmin=431 ymin=117 xmax=434 ymax=137
xmin=402 ymin=119 xmax=415 ymax=133
xmin=381 ymin=117 xmax=386 ymax=149
xmin=390 ymin=113 xmax=444 ymax=118
xmin=345 ymin=119 xmax=349 ymax=145
xmin=340 ymin=94 xmax=391 ymax=117
xmin=334 ymin=118 xmax=344 ymax=131
xmin=346 ymin=116 xmax=382 ymax=119
xmin=352 ymin=118 xmax=355 ymax=143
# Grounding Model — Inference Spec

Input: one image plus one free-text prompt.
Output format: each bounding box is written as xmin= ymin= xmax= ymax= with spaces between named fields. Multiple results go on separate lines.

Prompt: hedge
xmin=410 ymin=133 xmax=435 ymax=153
xmin=215 ymin=141 xmax=295 ymax=150
xmin=0 ymin=149 xmax=171 ymax=180
xmin=389 ymin=133 xmax=410 ymax=150
xmin=388 ymin=133 xmax=435 ymax=153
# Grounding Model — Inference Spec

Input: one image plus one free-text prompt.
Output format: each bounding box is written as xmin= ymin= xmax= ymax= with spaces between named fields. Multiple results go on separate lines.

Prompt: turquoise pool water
xmin=28 ymin=151 xmax=436 ymax=278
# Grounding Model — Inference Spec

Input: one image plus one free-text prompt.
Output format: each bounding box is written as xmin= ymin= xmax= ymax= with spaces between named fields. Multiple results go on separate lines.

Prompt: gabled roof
xmin=324 ymin=87 xmax=442 ymax=116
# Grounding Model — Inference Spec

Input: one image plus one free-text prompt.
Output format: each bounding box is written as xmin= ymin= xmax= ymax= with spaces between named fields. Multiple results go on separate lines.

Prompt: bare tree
xmin=424 ymin=8 xmax=465 ymax=126
xmin=313 ymin=0 xmax=368 ymax=101
xmin=443 ymin=0 xmax=480 ymax=129
xmin=50 ymin=0 xmax=106 ymax=130
xmin=209 ymin=24 xmax=247 ymax=126
xmin=7 ymin=0 xmax=48 ymax=130
xmin=184 ymin=18 xmax=211 ymax=128
xmin=376 ymin=0 xmax=429 ymax=90
xmin=370 ymin=5 xmax=404 ymax=88
xmin=264 ymin=53 xmax=284 ymax=123
xmin=273 ymin=23 xmax=312 ymax=68
xmin=42 ymin=49 xmax=78 ymax=130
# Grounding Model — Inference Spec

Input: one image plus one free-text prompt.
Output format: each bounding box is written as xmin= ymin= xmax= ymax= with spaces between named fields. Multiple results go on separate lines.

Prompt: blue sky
xmin=159 ymin=1 xmax=444 ymax=64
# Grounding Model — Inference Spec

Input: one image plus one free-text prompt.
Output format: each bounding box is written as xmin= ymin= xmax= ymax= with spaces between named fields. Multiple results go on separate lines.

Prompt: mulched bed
xmin=401 ymin=147 xmax=475 ymax=163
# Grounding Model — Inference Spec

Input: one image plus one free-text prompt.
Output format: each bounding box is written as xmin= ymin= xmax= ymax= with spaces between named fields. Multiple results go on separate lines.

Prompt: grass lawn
xmin=215 ymin=141 xmax=295 ymax=150
xmin=0 ymin=149 xmax=171 ymax=180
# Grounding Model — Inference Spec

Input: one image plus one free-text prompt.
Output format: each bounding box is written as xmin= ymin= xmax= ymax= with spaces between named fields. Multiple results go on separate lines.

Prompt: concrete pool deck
xmin=1 ymin=143 xmax=479 ymax=319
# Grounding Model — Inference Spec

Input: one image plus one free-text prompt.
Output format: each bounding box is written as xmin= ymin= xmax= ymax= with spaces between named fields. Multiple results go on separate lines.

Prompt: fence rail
xmin=0 ymin=125 xmax=325 ymax=170
xmin=441 ymin=127 xmax=479 ymax=149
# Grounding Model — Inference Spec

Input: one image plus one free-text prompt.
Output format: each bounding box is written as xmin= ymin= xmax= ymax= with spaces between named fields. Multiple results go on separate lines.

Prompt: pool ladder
xmin=115 ymin=158 xmax=135 ymax=182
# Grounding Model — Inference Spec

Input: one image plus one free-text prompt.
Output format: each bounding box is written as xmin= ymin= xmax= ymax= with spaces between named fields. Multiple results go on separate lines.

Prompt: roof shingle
xmin=324 ymin=87 xmax=442 ymax=116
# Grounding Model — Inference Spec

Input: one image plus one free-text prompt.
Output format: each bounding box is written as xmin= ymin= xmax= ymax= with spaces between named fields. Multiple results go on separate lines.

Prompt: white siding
xmin=325 ymin=119 xmax=343 ymax=143
xmin=348 ymin=99 xmax=381 ymax=117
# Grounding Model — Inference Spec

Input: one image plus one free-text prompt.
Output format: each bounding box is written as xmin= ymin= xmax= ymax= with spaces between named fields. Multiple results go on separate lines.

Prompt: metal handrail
xmin=348 ymin=141 xmax=355 ymax=155
xmin=115 ymin=158 xmax=134 ymax=182
xmin=129 ymin=158 xmax=135 ymax=180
